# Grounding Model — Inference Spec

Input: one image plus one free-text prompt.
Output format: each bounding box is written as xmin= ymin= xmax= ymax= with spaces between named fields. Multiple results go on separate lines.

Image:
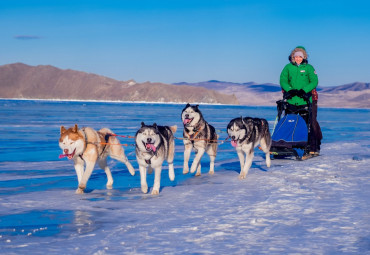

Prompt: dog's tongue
xmin=59 ymin=153 xmax=73 ymax=159
xmin=146 ymin=143 xmax=156 ymax=152
xmin=231 ymin=140 xmax=237 ymax=147
xmin=183 ymin=118 xmax=192 ymax=125
xmin=59 ymin=149 xmax=75 ymax=160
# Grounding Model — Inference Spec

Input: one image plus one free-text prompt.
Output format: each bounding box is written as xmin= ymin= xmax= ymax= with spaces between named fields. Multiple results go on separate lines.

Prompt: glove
xmin=283 ymin=90 xmax=295 ymax=99
xmin=287 ymin=89 xmax=299 ymax=97
xmin=296 ymin=89 xmax=306 ymax=97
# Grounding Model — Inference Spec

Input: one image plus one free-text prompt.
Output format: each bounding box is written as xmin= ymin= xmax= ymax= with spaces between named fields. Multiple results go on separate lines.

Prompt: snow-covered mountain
xmin=319 ymin=82 xmax=370 ymax=93
xmin=174 ymin=80 xmax=370 ymax=108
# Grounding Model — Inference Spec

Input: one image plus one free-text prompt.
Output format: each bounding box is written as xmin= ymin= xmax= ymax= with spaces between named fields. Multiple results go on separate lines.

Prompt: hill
xmin=1 ymin=63 xmax=369 ymax=108
xmin=174 ymin=80 xmax=370 ymax=108
xmin=0 ymin=63 xmax=239 ymax=105
xmin=319 ymin=82 xmax=370 ymax=93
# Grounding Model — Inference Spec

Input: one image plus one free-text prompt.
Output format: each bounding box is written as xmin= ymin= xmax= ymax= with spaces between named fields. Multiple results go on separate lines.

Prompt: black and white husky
xmin=181 ymin=104 xmax=218 ymax=176
xmin=135 ymin=122 xmax=177 ymax=195
xmin=227 ymin=117 xmax=271 ymax=179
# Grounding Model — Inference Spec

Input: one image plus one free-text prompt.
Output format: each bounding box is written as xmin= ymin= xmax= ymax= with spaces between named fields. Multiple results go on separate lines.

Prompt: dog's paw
xmin=106 ymin=184 xmax=113 ymax=190
xmin=190 ymin=165 xmax=197 ymax=174
xmin=238 ymin=174 xmax=246 ymax=180
xmin=266 ymin=160 xmax=271 ymax=168
xmin=127 ymin=166 xmax=135 ymax=176
xmin=183 ymin=167 xmax=189 ymax=175
xmin=151 ymin=189 xmax=159 ymax=195
xmin=208 ymin=170 xmax=214 ymax=175
xmin=75 ymin=188 xmax=84 ymax=194
xmin=195 ymin=172 xmax=201 ymax=177
xmin=141 ymin=185 xmax=148 ymax=194
xmin=169 ymin=173 xmax=175 ymax=181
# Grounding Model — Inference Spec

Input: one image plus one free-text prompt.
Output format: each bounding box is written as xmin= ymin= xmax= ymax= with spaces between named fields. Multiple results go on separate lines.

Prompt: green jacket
xmin=280 ymin=62 xmax=318 ymax=106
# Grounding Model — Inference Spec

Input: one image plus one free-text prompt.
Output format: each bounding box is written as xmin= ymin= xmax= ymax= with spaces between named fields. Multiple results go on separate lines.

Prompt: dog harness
xmin=79 ymin=128 xmax=89 ymax=161
xmin=79 ymin=128 xmax=110 ymax=160
xmin=184 ymin=124 xmax=204 ymax=141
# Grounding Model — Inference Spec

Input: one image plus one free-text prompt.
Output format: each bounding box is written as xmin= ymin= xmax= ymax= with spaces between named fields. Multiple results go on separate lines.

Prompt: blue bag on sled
xmin=271 ymin=114 xmax=308 ymax=148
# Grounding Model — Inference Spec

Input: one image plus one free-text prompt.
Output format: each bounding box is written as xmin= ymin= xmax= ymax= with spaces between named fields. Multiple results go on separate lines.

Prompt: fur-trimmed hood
xmin=289 ymin=46 xmax=308 ymax=65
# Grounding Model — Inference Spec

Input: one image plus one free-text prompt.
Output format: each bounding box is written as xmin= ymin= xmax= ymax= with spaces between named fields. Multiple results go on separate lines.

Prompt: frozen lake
xmin=0 ymin=99 xmax=369 ymax=254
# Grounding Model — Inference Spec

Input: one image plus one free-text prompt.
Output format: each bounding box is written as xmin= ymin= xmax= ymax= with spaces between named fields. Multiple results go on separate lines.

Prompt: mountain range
xmin=0 ymin=63 xmax=238 ymax=105
xmin=0 ymin=63 xmax=369 ymax=108
xmin=174 ymin=81 xmax=370 ymax=108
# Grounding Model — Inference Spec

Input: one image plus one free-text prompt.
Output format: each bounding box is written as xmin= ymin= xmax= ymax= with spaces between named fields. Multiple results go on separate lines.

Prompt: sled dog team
xmin=59 ymin=104 xmax=272 ymax=195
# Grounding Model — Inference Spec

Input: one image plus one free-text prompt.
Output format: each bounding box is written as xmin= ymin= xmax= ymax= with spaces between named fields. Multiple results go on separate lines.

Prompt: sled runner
xmin=270 ymin=91 xmax=312 ymax=160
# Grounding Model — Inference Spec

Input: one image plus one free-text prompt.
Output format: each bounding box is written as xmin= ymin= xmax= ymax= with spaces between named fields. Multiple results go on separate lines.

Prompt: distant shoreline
xmin=0 ymin=97 xmax=236 ymax=106
xmin=1 ymin=98 xmax=369 ymax=110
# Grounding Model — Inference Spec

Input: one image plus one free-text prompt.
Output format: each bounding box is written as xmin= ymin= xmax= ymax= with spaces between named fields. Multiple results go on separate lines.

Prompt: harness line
xmin=108 ymin=133 xmax=136 ymax=139
xmin=87 ymin=131 xmax=232 ymax=147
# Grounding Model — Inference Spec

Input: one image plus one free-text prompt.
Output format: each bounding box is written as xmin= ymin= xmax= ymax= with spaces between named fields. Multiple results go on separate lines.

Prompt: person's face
xmin=294 ymin=56 xmax=303 ymax=65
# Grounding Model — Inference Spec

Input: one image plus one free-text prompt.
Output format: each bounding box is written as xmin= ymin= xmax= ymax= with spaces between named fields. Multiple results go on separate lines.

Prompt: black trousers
xmin=310 ymin=100 xmax=322 ymax=152
xmin=285 ymin=101 xmax=322 ymax=152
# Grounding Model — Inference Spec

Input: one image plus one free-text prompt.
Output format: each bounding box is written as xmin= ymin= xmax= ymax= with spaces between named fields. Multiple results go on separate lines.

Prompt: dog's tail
xmin=262 ymin=119 xmax=272 ymax=148
xmin=169 ymin=125 xmax=177 ymax=134
xmin=99 ymin=128 xmax=114 ymax=135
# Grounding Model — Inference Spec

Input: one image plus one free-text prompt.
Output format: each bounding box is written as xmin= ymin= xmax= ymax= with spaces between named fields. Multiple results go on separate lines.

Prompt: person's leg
xmin=310 ymin=100 xmax=322 ymax=154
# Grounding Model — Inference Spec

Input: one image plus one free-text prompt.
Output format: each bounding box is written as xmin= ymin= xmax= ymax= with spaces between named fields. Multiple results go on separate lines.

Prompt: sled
xmin=270 ymin=91 xmax=312 ymax=160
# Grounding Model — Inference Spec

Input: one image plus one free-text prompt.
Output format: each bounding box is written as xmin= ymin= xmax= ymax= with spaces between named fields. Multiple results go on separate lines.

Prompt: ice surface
xmin=0 ymin=100 xmax=369 ymax=254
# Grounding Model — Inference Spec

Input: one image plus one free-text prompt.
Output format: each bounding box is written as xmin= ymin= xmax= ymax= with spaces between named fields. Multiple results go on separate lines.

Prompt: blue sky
xmin=1 ymin=0 xmax=370 ymax=87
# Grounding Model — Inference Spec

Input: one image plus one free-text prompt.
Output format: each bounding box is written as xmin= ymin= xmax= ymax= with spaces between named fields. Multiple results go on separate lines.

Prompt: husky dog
xmin=135 ymin=122 xmax=177 ymax=195
xmin=59 ymin=124 xmax=135 ymax=194
xmin=181 ymin=104 xmax=218 ymax=176
xmin=227 ymin=117 xmax=271 ymax=179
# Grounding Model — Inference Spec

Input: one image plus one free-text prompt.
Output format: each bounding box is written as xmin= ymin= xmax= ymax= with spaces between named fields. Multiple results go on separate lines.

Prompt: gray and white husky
xmin=181 ymin=104 xmax=218 ymax=176
xmin=135 ymin=122 xmax=177 ymax=195
xmin=227 ymin=117 xmax=271 ymax=179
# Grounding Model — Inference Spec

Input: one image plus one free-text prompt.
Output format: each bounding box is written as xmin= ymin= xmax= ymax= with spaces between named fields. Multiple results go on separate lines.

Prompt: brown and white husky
xmin=59 ymin=124 xmax=135 ymax=194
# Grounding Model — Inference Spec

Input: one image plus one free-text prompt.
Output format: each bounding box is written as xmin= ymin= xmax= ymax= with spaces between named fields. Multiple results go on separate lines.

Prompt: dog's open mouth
xmin=183 ymin=118 xmax=193 ymax=125
xmin=144 ymin=142 xmax=156 ymax=152
xmin=59 ymin=148 xmax=76 ymax=160
xmin=231 ymin=140 xmax=238 ymax=147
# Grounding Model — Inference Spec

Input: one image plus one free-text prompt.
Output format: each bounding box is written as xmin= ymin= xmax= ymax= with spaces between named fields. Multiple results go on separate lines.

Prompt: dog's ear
xmin=153 ymin=123 xmax=158 ymax=130
xmin=141 ymin=122 xmax=145 ymax=127
xmin=195 ymin=104 xmax=199 ymax=109
xmin=186 ymin=103 xmax=190 ymax=108
xmin=72 ymin=124 xmax=78 ymax=133
xmin=60 ymin=126 xmax=66 ymax=134
xmin=241 ymin=118 xmax=246 ymax=126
